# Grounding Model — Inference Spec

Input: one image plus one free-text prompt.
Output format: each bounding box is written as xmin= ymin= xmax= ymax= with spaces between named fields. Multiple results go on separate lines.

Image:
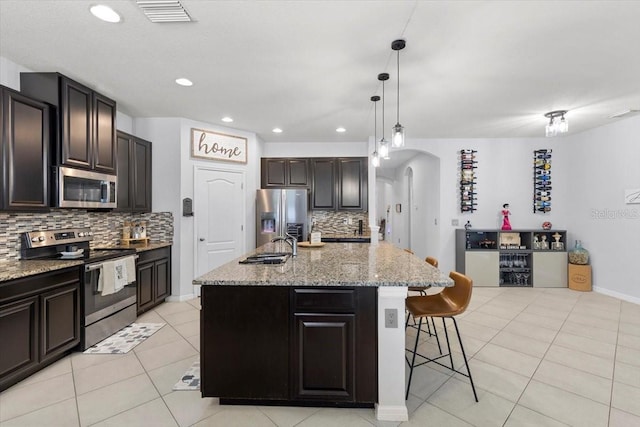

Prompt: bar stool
xmin=405 ymin=271 xmax=478 ymax=402
xmin=406 ymin=256 xmax=441 ymax=353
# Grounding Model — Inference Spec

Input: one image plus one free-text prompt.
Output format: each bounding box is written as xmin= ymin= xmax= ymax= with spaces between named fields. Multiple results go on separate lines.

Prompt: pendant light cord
xmin=396 ymin=49 xmax=400 ymax=123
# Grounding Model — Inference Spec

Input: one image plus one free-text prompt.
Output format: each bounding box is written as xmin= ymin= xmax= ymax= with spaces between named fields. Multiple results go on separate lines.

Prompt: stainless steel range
xmin=21 ymin=228 xmax=138 ymax=350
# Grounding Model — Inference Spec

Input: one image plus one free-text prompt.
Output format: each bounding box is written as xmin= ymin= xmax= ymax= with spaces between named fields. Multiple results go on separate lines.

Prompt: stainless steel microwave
xmin=57 ymin=166 xmax=117 ymax=209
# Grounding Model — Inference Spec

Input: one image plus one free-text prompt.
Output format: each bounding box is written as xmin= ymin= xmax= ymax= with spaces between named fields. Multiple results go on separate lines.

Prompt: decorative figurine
xmin=464 ymin=220 xmax=472 ymax=230
xmin=540 ymin=234 xmax=549 ymax=249
xmin=551 ymin=232 xmax=564 ymax=250
xmin=501 ymin=203 xmax=512 ymax=230
xmin=542 ymin=221 xmax=552 ymax=230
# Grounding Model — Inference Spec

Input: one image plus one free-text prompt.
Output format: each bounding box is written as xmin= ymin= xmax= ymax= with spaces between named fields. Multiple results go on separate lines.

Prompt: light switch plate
xmin=451 ymin=219 xmax=459 ymax=226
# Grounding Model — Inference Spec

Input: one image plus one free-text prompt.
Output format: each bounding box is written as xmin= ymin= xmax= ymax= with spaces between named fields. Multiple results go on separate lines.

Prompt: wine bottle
xmin=534 ymin=149 xmax=552 ymax=153
xmin=535 ymin=196 xmax=551 ymax=201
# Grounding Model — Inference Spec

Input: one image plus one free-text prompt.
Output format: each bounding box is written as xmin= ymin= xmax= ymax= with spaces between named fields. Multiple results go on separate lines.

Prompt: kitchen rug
xmin=173 ymin=361 xmax=200 ymax=391
xmin=83 ymin=323 xmax=165 ymax=354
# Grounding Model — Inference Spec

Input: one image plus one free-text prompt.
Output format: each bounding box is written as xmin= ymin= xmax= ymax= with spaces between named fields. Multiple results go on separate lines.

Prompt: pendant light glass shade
xmin=379 ymin=139 xmax=390 ymax=159
xmin=371 ymin=152 xmax=380 ymax=167
xmin=391 ymin=39 xmax=406 ymax=148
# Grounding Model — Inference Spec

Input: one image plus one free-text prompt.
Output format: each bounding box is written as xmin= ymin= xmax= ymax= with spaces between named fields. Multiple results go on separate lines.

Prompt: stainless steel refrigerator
xmin=256 ymin=189 xmax=308 ymax=247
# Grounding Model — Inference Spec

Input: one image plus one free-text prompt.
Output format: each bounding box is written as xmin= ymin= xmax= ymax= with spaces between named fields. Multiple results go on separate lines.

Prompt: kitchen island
xmin=193 ymin=241 xmax=452 ymax=421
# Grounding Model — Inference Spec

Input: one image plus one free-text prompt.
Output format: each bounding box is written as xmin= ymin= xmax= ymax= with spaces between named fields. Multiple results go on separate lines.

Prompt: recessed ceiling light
xmin=90 ymin=5 xmax=121 ymax=23
xmin=272 ymin=128 xmax=283 ymax=133
xmin=221 ymin=117 xmax=234 ymax=123
xmin=175 ymin=78 xmax=193 ymax=87
xmin=336 ymin=127 xmax=346 ymax=133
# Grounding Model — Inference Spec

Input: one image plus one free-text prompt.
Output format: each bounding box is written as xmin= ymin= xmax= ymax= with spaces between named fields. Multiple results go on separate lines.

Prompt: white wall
xmin=0 ymin=56 xmax=32 ymax=90
xmin=263 ymin=141 xmax=367 ymax=158
xmin=564 ymin=115 xmax=640 ymax=302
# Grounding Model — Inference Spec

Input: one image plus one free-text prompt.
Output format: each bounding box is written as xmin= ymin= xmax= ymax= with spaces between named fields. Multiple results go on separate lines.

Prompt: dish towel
xmin=98 ymin=256 xmax=137 ymax=296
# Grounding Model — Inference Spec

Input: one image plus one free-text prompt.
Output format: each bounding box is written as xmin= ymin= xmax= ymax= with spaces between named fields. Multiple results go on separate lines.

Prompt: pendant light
xmin=371 ymin=95 xmax=381 ymax=168
xmin=378 ymin=73 xmax=390 ymax=159
xmin=391 ymin=39 xmax=406 ymax=148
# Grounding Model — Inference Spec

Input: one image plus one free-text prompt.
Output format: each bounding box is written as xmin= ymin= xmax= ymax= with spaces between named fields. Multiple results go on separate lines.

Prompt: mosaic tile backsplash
xmin=310 ymin=211 xmax=369 ymax=235
xmin=0 ymin=210 xmax=173 ymax=260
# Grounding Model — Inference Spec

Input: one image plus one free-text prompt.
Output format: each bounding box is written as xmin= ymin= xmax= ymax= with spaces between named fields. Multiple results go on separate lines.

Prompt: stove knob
xmin=78 ymin=232 xmax=85 ymax=237
xmin=39 ymin=236 xmax=46 ymax=242
xmin=31 ymin=237 xmax=39 ymax=242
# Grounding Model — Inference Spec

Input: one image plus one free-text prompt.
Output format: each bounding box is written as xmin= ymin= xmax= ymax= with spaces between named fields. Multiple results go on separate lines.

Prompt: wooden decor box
xmin=568 ymin=264 xmax=592 ymax=291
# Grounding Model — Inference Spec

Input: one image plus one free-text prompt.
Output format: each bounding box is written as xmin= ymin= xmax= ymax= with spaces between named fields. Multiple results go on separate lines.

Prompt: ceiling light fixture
xmin=175 ymin=78 xmax=193 ymax=86
xmin=391 ymin=39 xmax=406 ymax=148
xmin=90 ymin=5 xmax=121 ymax=23
xmin=544 ymin=110 xmax=568 ymax=137
xmin=221 ymin=116 xmax=234 ymax=123
xmin=371 ymin=95 xmax=381 ymax=168
xmin=272 ymin=128 xmax=283 ymax=133
xmin=378 ymin=73 xmax=390 ymax=159
xmin=336 ymin=127 xmax=346 ymax=133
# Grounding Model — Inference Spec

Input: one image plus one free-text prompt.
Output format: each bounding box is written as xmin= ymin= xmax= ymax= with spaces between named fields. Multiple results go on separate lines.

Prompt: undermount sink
xmin=239 ymin=252 xmax=290 ymax=264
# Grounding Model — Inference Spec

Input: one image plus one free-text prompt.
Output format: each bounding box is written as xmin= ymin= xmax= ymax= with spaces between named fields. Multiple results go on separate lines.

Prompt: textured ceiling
xmin=1 ymin=0 xmax=639 ymax=143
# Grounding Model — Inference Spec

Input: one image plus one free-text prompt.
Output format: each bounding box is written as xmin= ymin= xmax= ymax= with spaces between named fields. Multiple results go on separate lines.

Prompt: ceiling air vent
xmin=136 ymin=0 xmax=193 ymax=23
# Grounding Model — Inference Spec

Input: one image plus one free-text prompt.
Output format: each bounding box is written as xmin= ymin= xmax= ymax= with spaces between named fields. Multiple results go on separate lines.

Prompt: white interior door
xmin=195 ymin=168 xmax=245 ymax=277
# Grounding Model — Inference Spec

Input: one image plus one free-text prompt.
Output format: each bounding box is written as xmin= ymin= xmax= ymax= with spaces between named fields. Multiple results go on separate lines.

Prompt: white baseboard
xmin=593 ymin=286 xmax=640 ymax=305
xmin=374 ymin=404 xmax=408 ymax=422
xmin=166 ymin=293 xmax=196 ymax=302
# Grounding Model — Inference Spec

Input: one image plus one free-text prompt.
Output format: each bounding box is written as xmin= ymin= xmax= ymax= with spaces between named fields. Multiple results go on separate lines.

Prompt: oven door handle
xmin=85 ymin=254 xmax=139 ymax=272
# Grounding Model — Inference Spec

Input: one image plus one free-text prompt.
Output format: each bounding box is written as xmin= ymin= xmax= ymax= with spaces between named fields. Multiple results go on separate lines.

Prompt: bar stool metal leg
xmin=452 ymin=317 xmax=478 ymax=402
xmin=405 ymin=316 xmax=423 ymax=400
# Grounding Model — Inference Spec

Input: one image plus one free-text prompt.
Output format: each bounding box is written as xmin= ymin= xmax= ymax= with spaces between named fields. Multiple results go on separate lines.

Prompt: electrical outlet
xmin=343 ymin=218 xmax=348 ymax=225
xmin=452 ymin=219 xmax=459 ymax=226
xmin=347 ymin=217 xmax=352 ymax=225
xmin=385 ymin=308 xmax=398 ymax=328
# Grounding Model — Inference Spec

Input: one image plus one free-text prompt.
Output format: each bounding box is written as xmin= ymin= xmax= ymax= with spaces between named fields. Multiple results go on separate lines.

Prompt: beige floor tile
xmin=611 ymin=381 xmax=640 ymax=417
xmin=460 ymin=311 xmax=510 ymax=330
xmin=256 ymin=405 xmax=320 ymax=427
xmin=504 ymin=405 xmax=570 ymax=427
xmin=566 ymin=312 xmax=619 ymax=332
xmin=147 ymin=355 xmax=199 ymax=396
xmin=514 ymin=311 xmax=565 ymax=331
xmin=162 ymin=391 xmax=222 ymax=427
xmin=519 ymin=380 xmax=609 ymax=427
xmin=136 ymin=309 xmax=165 ymax=323
xmin=609 ymin=408 xmax=640 ymax=427
xmin=427 ymin=377 xmax=515 ymax=427
xmin=0 ymin=397 xmax=79 ymax=427
xmin=399 ymin=402 xmax=472 ymax=426
xmin=503 ymin=320 xmax=558 ymax=343
xmin=618 ymin=332 xmax=640 ymax=350
xmin=292 ymin=408 xmax=376 ymax=427
xmin=0 ymin=372 xmax=75 ymax=422
xmin=559 ymin=320 xmax=617 ymax=344
xmin=616 ymin=345 xmax=640 ymax=368
xmin=544 ymin=344 xmax=614 ymax=379
xmin=522 ymin=305 xmax=571 ymax=321
xmin=619 ymin=321 xmax=640 ymax=338
xmin=455 ymin=320 xmax=500 ymax=342
xmin=186 ymin=334 xmax=201 ymax=352
xmin=173 ymin=319 xmax=200 ymax=338
xmin=552 ymin=331 xmax=616 ymax=360
xmin=70 ymin=352 xmax=126 ymax=371
xmin=473 ymin=343 xmax=541 ymax=377
xmin=132 ymin=324 xmax=183 ymax=353
xmin=135 ymin=339 xmax=198 ymax=371
xmin=490 ymin=330 xmax=550 ymax=358
xmin=91 ymin=398 xmax=178 ymax=427
xmin=475 ymin=303 xmax=522 ymax=321
xmin=186 ymin=297 xmax=201 ymax=310
xmin=160 ymin=308 xmax=200 ymax=326
xmin=571 ymin=304 xmax=621 ymax=322
xmin=74 ymin=352 xmax=145 ymax=395
xmin=350 ymin=407 xmax=400 ymax=427
xmin=405 ymin=363 xmax=452 ymax=400
xmin=154 ymin=302 xmax=196 ymax=317
xmin=458 ymin=358 xmax=530 ymax=403
xmin=76 ymin=374 xmax=159 ymax=426
xmin=9 ymin=356 xmax=72 ymax=389
xmin=533 ymin=360 xmax=612 ymax=404
xmin=191 ymin=406 xmax=277 ymax=427
xmin=614 ymin=361 xmax=640 ymax=388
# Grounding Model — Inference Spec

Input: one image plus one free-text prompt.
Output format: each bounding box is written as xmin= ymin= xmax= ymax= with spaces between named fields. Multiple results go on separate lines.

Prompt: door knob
xmin=199 ymin=238 xmax=205 ymax=241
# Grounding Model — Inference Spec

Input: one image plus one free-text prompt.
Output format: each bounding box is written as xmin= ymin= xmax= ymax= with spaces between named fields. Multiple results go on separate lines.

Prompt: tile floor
xmin=1 ymin=288 xmax=639 ymax=426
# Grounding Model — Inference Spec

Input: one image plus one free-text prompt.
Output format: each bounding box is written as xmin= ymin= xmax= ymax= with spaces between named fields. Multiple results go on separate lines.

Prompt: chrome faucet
xmin=272 ymin=233 xmax=298 ymax=257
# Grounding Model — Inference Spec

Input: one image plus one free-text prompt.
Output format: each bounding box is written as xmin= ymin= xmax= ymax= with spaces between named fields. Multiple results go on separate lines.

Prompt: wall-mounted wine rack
xmin=460 ymin=149 xmax=477 ymax=213
xmin=534 ymin=149 xmax=552 ymax=213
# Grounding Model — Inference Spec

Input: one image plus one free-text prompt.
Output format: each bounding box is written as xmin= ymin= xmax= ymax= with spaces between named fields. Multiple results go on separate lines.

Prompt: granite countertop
xmin=0 ymin=259 xmax=84 ymax=282
xmin=0 ymin=242 xmax=172 ymax=283
xmin=193 ymin=241 xmax=453 ymax=288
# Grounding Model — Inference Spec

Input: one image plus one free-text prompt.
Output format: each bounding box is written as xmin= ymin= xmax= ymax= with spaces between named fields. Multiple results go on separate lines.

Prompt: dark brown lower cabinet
xmin=136 ymin=247 xmax=171 ymax=315
xmin=0 ymin=268 xmax=81 ymax=392
xmin=201 ymin=285 xmax=377 ymax=406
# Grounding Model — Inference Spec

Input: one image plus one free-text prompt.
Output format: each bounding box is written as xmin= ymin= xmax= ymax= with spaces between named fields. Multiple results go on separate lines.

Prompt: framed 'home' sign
xmin=191 ymin=128 xmax=247 ymax=164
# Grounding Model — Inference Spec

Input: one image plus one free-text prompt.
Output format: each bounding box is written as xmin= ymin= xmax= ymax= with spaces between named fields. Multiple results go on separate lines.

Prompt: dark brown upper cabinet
xmin=20 ymin=73 xmax=116 ymax=174
xmin=0 ymin=86 xmax=50 ymax=212
xmin=310 ymin=157 xmax=367 ymax=211
xmin=115 ymin=131 xmax=152 ymax=213
xmin=261 ymin=158 xmax=310 ymax=188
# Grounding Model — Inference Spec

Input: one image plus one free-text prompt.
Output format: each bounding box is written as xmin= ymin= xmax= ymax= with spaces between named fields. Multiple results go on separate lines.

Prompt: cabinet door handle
xmin=199 ymin=238 xmax=205 ymax=241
